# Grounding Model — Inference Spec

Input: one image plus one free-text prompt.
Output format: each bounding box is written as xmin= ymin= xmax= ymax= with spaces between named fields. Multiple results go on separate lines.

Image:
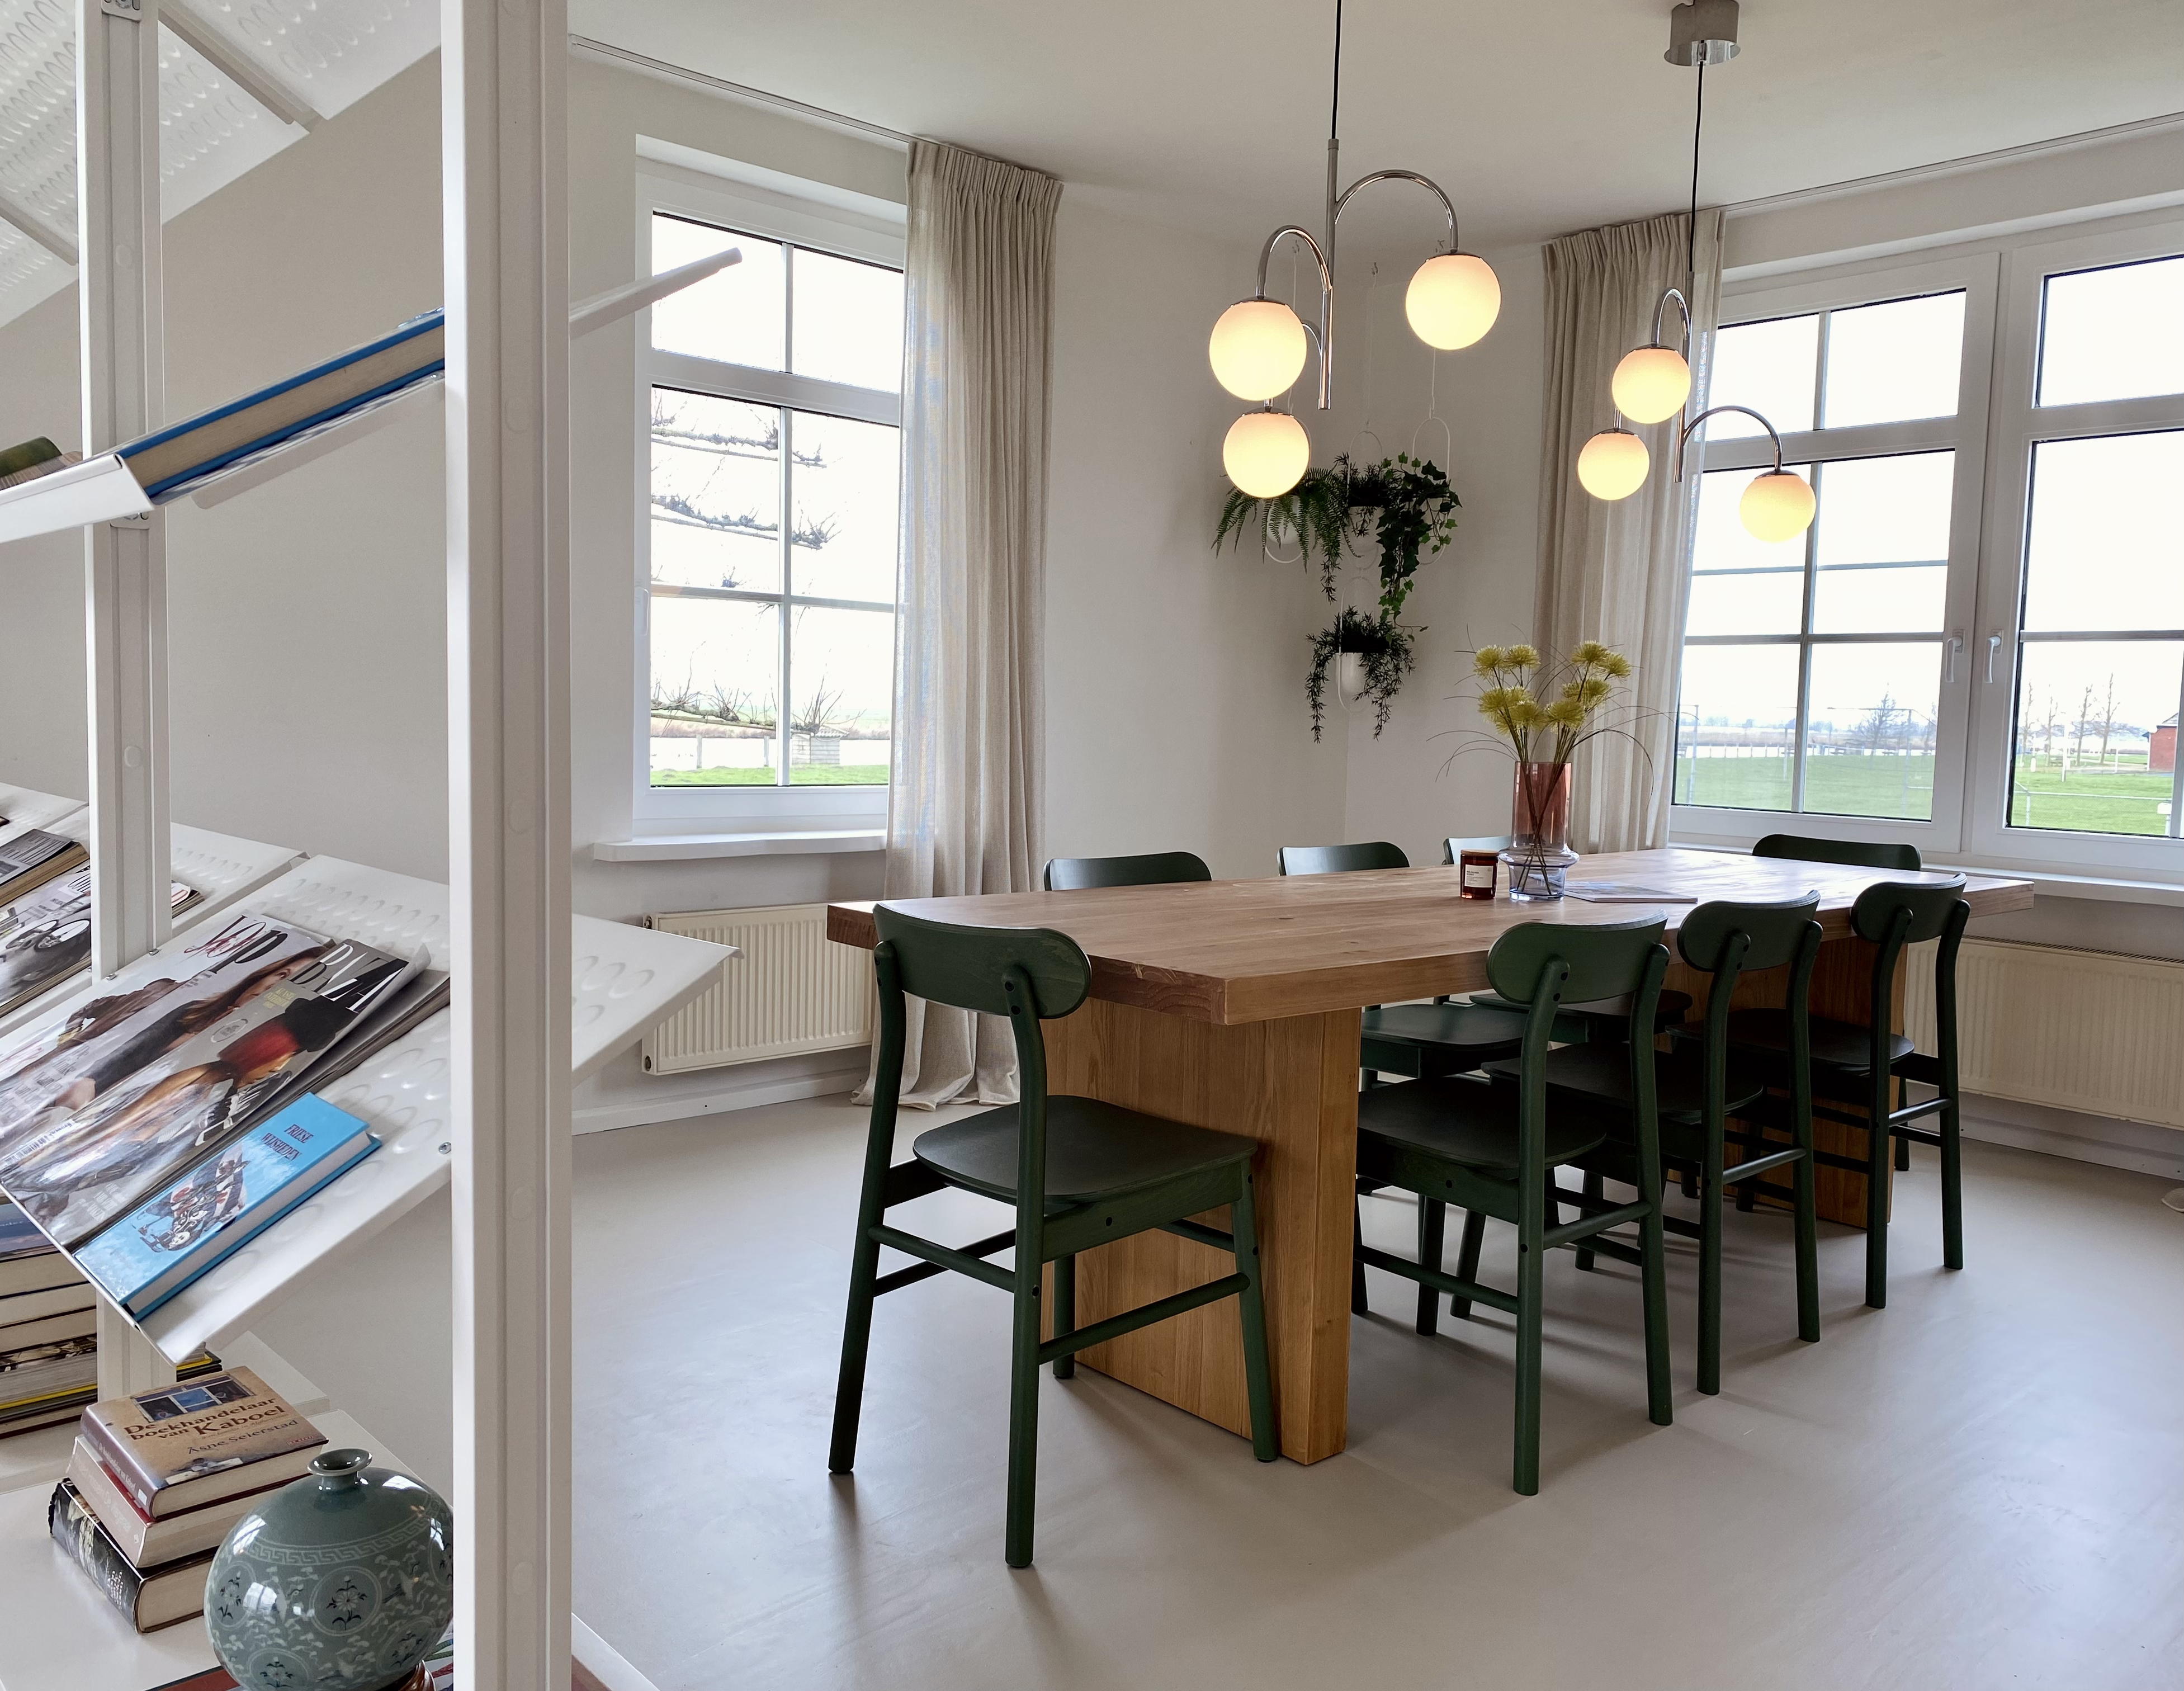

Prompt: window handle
xmin=1986 ymin=631 xmax=2003 ymax=684
xmin=1945 ymin=631 xmax=1964 ymax=684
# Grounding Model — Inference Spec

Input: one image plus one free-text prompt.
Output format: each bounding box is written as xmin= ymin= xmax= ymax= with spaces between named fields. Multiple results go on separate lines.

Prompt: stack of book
xmin=0 ymin=1197 xmax=98 ymax=1434
xmin=47 ymin=1366 xmax=324 ymax=1632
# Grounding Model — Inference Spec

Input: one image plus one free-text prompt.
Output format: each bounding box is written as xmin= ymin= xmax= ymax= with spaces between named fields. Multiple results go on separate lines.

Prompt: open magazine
xmin=0 ymin=870 xmax=202 ymax=1021
xmin=0 ymin=912 xmax=420 ymax=1247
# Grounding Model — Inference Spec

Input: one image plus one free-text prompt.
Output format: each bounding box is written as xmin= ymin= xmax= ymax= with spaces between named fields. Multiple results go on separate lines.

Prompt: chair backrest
xmin=1850 ymin=875 xmax=1969 ymax=946
xmin=1043 ymin=850 xmax=1212 ymax=891
xmin=1753 ymin=833 xmax=1922 ymax=872
xmin=1486 ymin=914 xmax=1668 ymax=1007
xmin=1278 ymin=840 xmax=1409 ymax=876
xmin=871 ymin=906 xmax=1090 ymax=1020
xmin=1677 ymin=892 xmax=1822 ymax=975
xmin=1442 ymin=834 xmax=1509 ymax=862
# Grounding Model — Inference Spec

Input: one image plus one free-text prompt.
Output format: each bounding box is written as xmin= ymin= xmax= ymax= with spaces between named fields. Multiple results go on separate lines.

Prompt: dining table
xmin=828 ymin=847 xmax=2035 ymax=1464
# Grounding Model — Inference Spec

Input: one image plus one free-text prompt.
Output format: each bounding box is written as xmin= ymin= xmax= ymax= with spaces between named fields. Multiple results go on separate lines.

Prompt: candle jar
xmin=1458 ymin=849 xmax=1498 ymax=900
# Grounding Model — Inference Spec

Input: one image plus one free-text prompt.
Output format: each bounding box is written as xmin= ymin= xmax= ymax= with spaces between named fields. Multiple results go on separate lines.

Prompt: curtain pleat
xmin=1535 ymin=209 xmax=1723 ymax=853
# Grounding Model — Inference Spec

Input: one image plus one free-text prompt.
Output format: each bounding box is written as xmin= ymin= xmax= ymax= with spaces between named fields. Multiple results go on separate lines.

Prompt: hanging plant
xmin=1215 ymin=452 xmax=1460 ymax=619
xmin=1307 ymin=607 xmax=1416 ymax=740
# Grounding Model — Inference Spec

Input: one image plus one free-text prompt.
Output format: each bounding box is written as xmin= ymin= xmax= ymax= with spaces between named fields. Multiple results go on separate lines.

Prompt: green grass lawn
xmin=2008 ymin=757 xmax=2172 ymax=835
xmin=1676 ymin=750 xmax=2174 ymax=835
xmin=651 ymin=764 xmax=891 ymax=787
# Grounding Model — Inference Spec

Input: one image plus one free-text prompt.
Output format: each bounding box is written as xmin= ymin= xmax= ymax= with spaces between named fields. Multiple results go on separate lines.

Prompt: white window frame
xmin=1671 ymin=251 xmax=2000 ymax=858
xmin=1670 ymin=209 xmax=2184 ymax=887
xmin=631 ymin=162 xmax=906 ymax=829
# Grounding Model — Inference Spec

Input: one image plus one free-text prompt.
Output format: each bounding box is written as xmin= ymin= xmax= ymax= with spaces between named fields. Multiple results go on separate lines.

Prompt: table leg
xmin=1041 ymin=999 xmax=1361 ymax=1463
xmin=1666 ymin=934 xmax=1899 ymax=1229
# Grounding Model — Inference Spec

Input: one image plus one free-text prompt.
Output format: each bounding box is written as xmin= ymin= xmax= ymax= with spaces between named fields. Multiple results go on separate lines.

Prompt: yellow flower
xmin=1571 ymin=639 xmax=1614 ymax=667
xmin=1578 ymin=676 xmax=1612 ymax=706
xmin=1474 ymin=645 xmax=1504 ymax=673
xmin=1604 ymin=652 xmax=1633 ymax=678
xmin=1508 ymin=696 xmax=1547 ymax=729
xmin=1506 ymin=644 xmax=1540 ymax=669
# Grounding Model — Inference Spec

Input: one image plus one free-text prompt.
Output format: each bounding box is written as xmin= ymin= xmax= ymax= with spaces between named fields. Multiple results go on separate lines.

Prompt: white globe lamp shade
xmin=1405 ymin=253 xmax=1501 ymax=350
xmin=1223 ymin=410 xmax=1311 ymax=498
xmin=1208 ymin=299 xmax=1309 ymax=400
xmin=1740 ymin=470 xmax=1817 ymax=542
xmin=1576 ymin=429 xmax=1651 ymax=500
xmin=1610 ymin=344 xmax=1693 ymax=424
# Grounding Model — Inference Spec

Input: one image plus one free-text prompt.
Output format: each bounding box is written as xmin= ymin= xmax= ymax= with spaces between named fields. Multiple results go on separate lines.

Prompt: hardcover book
xmin=48 ymin=1478 xmax=217 ymax=1631
xmin=0 ymin=914 xmax=415 ymax=1246
xmin=0 ymin=1277 xmax=96 ymax=1325
xmin=0 ymin=868 xmax=200 ymax=1022
xmin=81 ymin=1365 xmax=324 ymax=1518
xmin=0 ymin=1331 xmax=99 ymax=1409
xmin=76 ymin=1094 xmax=379 ymax=1317
xmin=0 ymin=1196 xmax=85 ymax=1298
xmin=65 ymin=1435 xmax=286 ymax=1566
xmin=0 ymin=1305 xmax=97 ymax=1349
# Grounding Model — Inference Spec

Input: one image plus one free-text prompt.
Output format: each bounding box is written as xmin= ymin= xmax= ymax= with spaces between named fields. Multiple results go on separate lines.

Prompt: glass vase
xmin=1500 ymin=760 xmax=1579 ymax=900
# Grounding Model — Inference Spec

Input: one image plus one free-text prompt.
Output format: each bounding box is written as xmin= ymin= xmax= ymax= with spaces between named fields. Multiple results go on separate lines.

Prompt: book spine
xmin=48 ymin=1480 xmax=150 ymax=1628
xmin=81 ymin=1413 xmax=162 ymax=1516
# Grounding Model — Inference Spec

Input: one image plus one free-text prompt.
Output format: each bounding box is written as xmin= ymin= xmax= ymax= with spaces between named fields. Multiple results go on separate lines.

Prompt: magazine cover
xmin=0 ymin=913 xmax=417 ymax=1246
xmin=0 ymin=868 xmax=200 ymax=1021
xmin=75 ymin=1094 xmax=378 ymax=1317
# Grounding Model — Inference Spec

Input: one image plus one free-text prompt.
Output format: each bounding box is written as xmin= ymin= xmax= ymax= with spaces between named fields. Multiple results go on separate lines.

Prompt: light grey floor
xmin=569 ymin=1095 xmax=2184 ymax=1691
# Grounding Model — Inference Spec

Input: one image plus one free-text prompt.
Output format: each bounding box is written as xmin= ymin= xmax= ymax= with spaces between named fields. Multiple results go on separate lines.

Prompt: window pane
xmin=2021 ymin=432 xmax=2184 ymax=634
xmin=2009 ymin=640 xmax=2181 ymax=836
xmin=1802 ymin=643 xmax=1940 ymax=820
xmin=1810 ymin=452 xmax=1953 ymax=633
xmin=650 ymin=214 xmax=785 ymax=370
xmin=786 ymin=606 xmax=894 ymax=785
xmin=650 ymin=390 xmax=781 ymax=595
xmin=1821 ymin=292 xmax=1964 ymax=428
xmin=2039 ymin=256 xmax=2184 ymax=407
xmin=1706 ymin=314 xmax=1818 ymax=440
xmin=786 ymin=412 xmax=899 ymax=603
xmin=791 ymin=248 xmax=905 ymax=393
xmin=1693 ymin=465 xmax=1810 ymax=575
xmin=1673 ymin=645 xmax=1800 ymax=811
xmin=650 ymin=598 xmax=779 ymax=787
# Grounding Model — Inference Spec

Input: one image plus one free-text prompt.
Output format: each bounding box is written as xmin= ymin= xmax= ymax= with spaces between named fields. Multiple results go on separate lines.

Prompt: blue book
xmin=75 ymin=1095 xmax=378 ymax=1319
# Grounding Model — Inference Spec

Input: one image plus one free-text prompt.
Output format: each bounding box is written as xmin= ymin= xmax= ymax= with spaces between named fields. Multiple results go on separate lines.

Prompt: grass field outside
xmin=653 ymin=765 xmax=891 ymax=787
xmin=1675 ymin=749 xmax=2176 ymax=835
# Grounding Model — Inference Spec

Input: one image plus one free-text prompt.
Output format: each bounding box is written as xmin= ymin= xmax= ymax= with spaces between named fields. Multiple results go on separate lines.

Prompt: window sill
xmin=1672 ymin=838 xmax=2184 ymax=908
xmin=591 ymin=829 xmax=886 ymax=863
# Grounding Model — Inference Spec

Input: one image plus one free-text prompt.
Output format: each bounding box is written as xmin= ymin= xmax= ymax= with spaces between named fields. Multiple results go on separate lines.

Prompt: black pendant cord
xmin=1330 ymin=0 xmax=1344 ymax=143
xmin=1687 ymin=58 xmax=1705 ymax=300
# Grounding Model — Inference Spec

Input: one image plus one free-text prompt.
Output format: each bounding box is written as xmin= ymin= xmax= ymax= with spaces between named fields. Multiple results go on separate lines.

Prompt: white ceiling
xmin=570 ymin=0 xmax=2184 ymax=250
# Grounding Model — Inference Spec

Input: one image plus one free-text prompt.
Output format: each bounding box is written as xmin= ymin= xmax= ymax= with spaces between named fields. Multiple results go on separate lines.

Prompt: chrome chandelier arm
xmin=1677 ymin=403 xmax=1787 ymax=478
xmin=1251 ymin=224 xmax=1336 ymax=410
xmin=1253 ymin=224 xmax=1332 ymax=297
xmin=1332 ymin=167 xmax=1460 ymax=254
xmin=1650 ymin=285 xmax=1693 ymax=357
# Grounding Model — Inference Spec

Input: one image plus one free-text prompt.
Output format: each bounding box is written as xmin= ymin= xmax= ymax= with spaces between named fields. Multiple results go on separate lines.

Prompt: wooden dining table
xmin=828 ymin=847 xmax=2034 ymax=1464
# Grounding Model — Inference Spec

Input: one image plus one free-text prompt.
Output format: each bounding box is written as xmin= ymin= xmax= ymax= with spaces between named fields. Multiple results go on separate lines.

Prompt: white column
xmin=443 ymin=0 xmax=572 ymax=1684
xmin=78 ymin=0 xmax=174 ymax=1399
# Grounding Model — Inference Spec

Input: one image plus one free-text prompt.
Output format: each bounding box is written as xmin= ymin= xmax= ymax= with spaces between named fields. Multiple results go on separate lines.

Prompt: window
xmin=1672 ymin=221 xmax=2184 ymax=880
xmin=636 ymin=179 xmax=905 ymax=821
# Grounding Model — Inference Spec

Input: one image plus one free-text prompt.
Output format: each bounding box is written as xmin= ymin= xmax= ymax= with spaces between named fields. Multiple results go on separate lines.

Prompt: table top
xmin=827 ymin=848 xmax=2036 ymax=1025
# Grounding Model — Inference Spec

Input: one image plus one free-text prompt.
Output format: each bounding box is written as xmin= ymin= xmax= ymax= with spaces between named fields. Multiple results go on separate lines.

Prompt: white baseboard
xmin=572 ymin=1057 xmax=868 ymax=1135
xmin=574 ymin=1616 xmax=662 ymax=1691
xmin=1960 ymin=1093 xmax=2184 ymax=1180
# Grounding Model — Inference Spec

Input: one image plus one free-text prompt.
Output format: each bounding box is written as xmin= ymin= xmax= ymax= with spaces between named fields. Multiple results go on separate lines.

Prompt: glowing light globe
xmin=1405 ymin=253 xmax=1501 ymax=350
xmin=1223 ymin=410 xmax=1311 ymax=498
xmin=1740 ymin=470 xmax=1817 ymax=541
xmin=1576 ymin=429 xmax=1651 ymax=500
xmin=1610 ymin=344 xmax=1693 ymax=424
xmin=1208 ymin=299 xmax=1310 ymax=400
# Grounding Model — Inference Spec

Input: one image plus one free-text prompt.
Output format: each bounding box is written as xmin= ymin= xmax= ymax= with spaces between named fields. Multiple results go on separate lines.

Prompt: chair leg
xmin=1004 ymin=1263 xmax=1045 ymax=1568
xmin=1940 ymin=1094 xmax=1965 ymax=1272
xmin=1232 ymin=1172 xmax=1280 ymax=1462
xmin=1051 ymin=1254 xmax=1076 ymax=1380
xmin=1864 ymin=1081 xmax=1892 ymax=1310
xmin=1351 ymin=1199 xmax=1369 ymax=1316
xmin=1416 ymin=1198 xmax=1446 ymax=1336
xmin=1639 ymin=1185 xmax=1673 ymax=1428
xmin=1452 ymin=1208 xmax=1486 ymax=1320
xmin=828 ymin=1203 xmax=888 ymax=1475
xmin=1574 ymin=1170 xmax=1603 ymax=1272
xmin=1793 ymin=1146 xmax=1821 ymax=1344
xmin=1698 ymin=1146 xmax=1724 ymax=1397
xmin=1512 ymin=1210 xmax=1545 ymax=1496
xmin=1895 ymin=1132 xmax=1911 ymax=1172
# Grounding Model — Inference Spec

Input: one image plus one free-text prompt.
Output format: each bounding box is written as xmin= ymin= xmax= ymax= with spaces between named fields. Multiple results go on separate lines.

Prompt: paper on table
xmin=1564 ymin=884 xmax=1699 ymax=904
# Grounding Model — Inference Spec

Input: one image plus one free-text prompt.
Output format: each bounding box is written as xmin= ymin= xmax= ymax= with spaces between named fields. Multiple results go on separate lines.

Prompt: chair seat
xmin=1362 ymin=1002 xmax=1528 ymax=1065
xmin=1468 ymin=988 xmax=1693 ymax=1040
xmin=1483 ymin=1041 xmax=1770 ymax=1123
xmin=913 ymin=1095 xmax=1256 ymax=1204
xmin=1358 ymin=1076 xmax=1609 ymax=1174
xmin=1727 ymin=1009 xmax=1913 ymax=1076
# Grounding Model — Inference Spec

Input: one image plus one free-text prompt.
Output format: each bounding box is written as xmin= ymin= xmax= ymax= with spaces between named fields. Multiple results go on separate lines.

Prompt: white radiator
xmin=1906 ymin=938 xmax=2184 ymax=1129
xmin=639 ymin=903 xmax=872 ymax=1075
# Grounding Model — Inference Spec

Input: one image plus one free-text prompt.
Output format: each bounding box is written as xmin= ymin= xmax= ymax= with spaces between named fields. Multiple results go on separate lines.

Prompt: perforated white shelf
xmin=0 ymin=785 xmax=82 ymax=837
xmin=126 ymin=857 xmax=733 ymax=1362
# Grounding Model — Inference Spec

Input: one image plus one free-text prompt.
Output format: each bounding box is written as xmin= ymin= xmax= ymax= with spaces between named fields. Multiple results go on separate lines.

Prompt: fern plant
xmin=1307 ymin=607 xmax=1416 ymax=740
xmin=1215 ymin=452 xmax=1460 ymax=619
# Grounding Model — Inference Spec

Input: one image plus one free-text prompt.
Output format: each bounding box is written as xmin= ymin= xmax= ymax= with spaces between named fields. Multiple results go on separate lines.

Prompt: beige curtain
xmin=865 ymin=140 xmax=1061 ymax=1108
xmin=1536 ymin=208 xmax=1723 ymax=853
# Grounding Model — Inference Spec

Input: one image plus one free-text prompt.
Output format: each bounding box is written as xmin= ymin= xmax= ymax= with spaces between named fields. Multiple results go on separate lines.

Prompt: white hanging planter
xmin=1335 ymin=651 xmax=1370 ymax=707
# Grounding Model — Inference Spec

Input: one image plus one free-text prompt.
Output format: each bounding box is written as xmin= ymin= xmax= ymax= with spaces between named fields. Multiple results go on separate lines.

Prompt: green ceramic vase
xmin=206 ymin=1448 xmax=454 ymax=1691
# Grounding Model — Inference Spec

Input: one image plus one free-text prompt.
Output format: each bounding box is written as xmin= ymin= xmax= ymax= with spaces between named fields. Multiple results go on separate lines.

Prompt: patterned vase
xmin=1499 ymin=760 xmax=1580 ymax=900
xmin=206 ymin=1449 xmax=454 ymax=1691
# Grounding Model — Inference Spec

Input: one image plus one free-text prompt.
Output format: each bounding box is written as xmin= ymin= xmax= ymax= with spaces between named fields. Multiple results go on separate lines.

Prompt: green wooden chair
xmin=829 ymin=906 xmax=1277 ymax=1568
xmin=1044 ymin=850 xmax=1212 ymax=891
xmin=1489 ymin=894 xmax=1823 ymax=1394
xmin=1277 ymin=840 xmax=1409 ymax=876
xmin=1723 ymin=876 xmax=1969 ymax=1309
xmin=1351 ymin=915 xmax=1675 ymax=1494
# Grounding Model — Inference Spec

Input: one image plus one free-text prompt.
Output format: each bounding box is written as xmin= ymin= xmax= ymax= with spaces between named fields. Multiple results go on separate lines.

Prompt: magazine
xmin=0 ymin=828 xmax=86 ymax=909
xmin=0 ymin=869 xmax=202 ymax=1021
xmin=0 ymin=913 xmax=418 ymax=1247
